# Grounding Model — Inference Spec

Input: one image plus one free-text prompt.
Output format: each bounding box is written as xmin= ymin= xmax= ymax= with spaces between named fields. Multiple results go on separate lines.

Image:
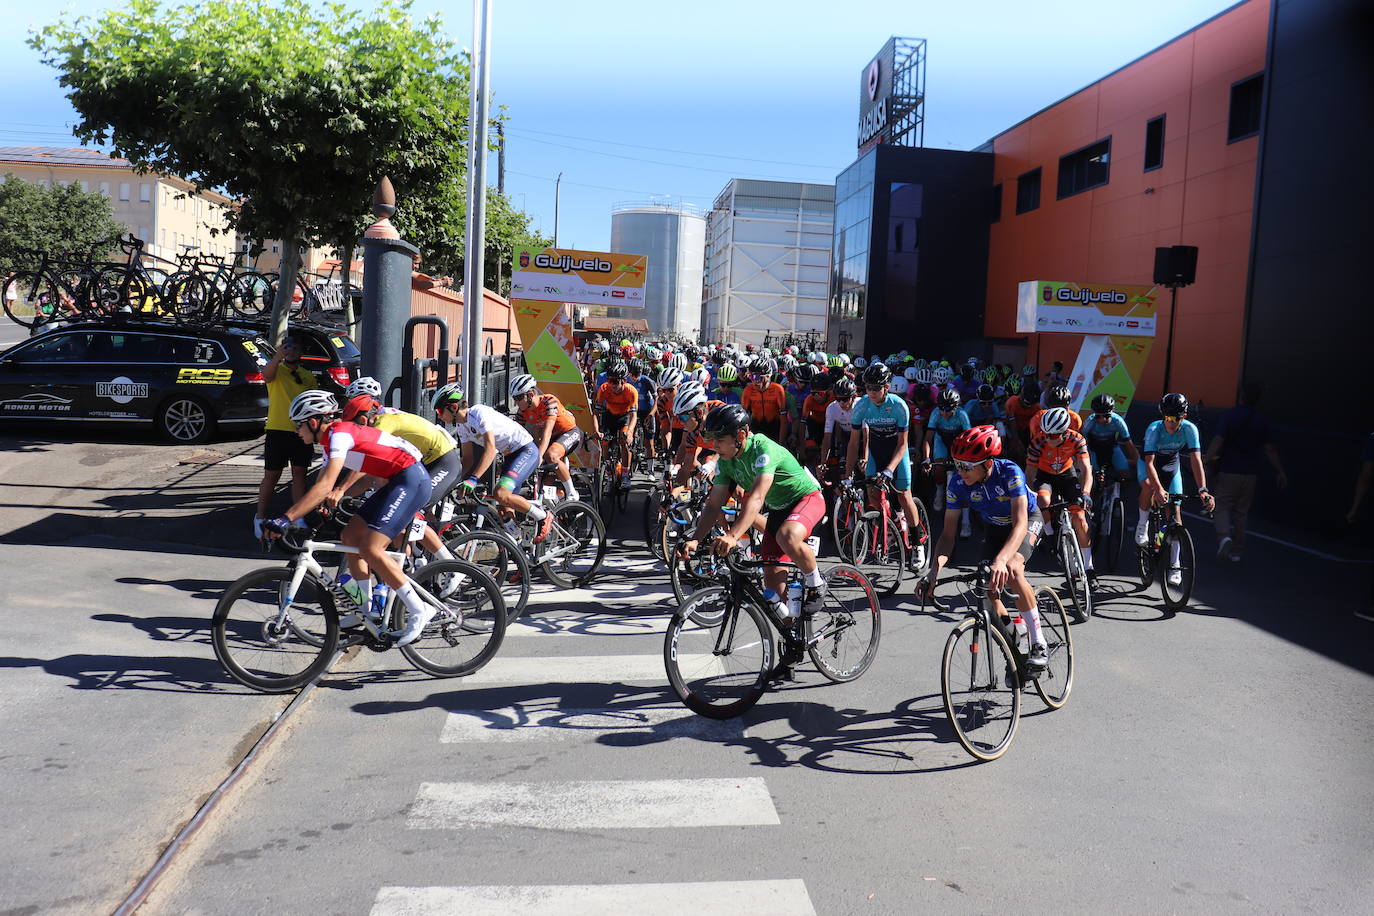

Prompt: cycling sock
xmin=1169 ymin=539 xmax=1181 ymax=566
xmin=526 ymin=503 xmax=547 ymax=521
xmin=1138 ymin=507 xmax=1150 ymax=530
xmin=1023 ymin=605 xmax=1045 ymax=647
xmin=434 ymin=546 xmax=454 ymax=561
xmin=564 ymin=481 xmax=580 ymax=500
xmin=803 ymin=568 xmax=824 ymax=588
xmin=1081 ymin=545 xmax=1094 ymax=569
xmin=395 ymin=582 xmax=426 ymax=616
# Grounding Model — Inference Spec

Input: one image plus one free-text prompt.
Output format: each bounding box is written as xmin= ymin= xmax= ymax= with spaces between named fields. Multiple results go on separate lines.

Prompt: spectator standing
xmin=1203 ymin=381 xmax=1287 ymax=562
xmin=254 ymin=334 xmax=317 ymax=537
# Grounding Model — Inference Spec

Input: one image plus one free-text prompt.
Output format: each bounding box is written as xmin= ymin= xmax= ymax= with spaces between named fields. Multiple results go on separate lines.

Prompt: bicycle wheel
xmin=212 ymin=567 xmax=338 ymax=693
xmin=1058 ymin=525 xmax=1092 ymax=623
xmin=806 ymin=563 xmax=881 ymax=683
xmin=1160 ymin=524 xmax=1197 ymax=609
xmin=595 ymin=464 xmax=618 ymax=524
xmin=443 ymin=529 xmax=530 ymax=624
xmin=643 ymin=487 xmax=668 ymax=562
xmin=398 ymin=559 xmax=507 ymax=677
xmin=850 ymin=510 xmax=906 ymax=597
xmin=538 ymin=500 xmax=607 ymax=588
xmin=91 ymin=267 xmax=149 ymax=317
xmin=168 ymin=274 xmax=213 ymax=323
xmin=1 ymin=271 xmax=57 ymax=329
xmin=227 ymin=272 xmax=273 ymax=318
xmin=669 ymin=539 xmax=728 ymax=607
xmin=940 ymin=615 xmax=1021 ymax=762
xmin=1137 ymin=513 xmax=1159 ymax=587
xmin=1105 ymin=498 xmax=1125 ymax=572
xmin=908 ymin=495 xmax=932 ymax=576
xmin=1030 ymin=586 xmax=1074 ymax=710
xmin=664 ymin=587 xmax=771 ymax=719
xmin=830 ymin=490 xmax=861 ymax=561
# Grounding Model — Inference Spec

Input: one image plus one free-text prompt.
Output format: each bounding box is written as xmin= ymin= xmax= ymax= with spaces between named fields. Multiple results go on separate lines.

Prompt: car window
xmin=329 ymin=334 xmax=361 ymax=359
xmin=164 ymin=337 xmax=227 ymax=364
xmin=298 ymin=334 xmax=333 ymax=363
xmin=9 ymin=332 xmax=91 ymax=362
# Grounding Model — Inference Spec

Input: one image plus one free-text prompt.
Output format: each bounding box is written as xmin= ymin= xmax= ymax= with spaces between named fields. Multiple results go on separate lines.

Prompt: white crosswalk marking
xmin=504 ymin=615 xmax=670 ymax=637
xmin=459 ymin=653 xmax=667 ymax=684
xmin=407 ymin=778 xmax=780 ymax=830
xmin=439 ymin=705 xmax=744 ymax=743
xmin=371 ymin=880 xmax=817 ymax=915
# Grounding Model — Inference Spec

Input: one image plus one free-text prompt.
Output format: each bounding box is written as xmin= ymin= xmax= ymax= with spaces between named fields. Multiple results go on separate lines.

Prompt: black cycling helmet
xmin=788 ymin=364 xmax=814 ymax=386
xmin=606 ymin=359 xmax=628 ymax=380
xmin=861 ymin=363 xmax=892 ymax=387
xmin=702 ymin=403 xmax=751 ymax=439
xmin=1091 ymin=393 xmax=1116 ymax=415
xmin=976 ymin=383 xmax=995 ymax=402
xmin=810 ymin=369 xmax=833 ymax=391
xmin=1020 ymin=379 xmax=1041 ymax=403
xmin=627 ymin=358 xmax=644 ymax=376
xmin=1045 ymin=384 xmax=1071 ymax=409
xmin=710 ymin=349 xmax=728 ymax=366
xmin=937 ymin=388 xmax=962 ymax=410
xmin=1159 ymin=392 xmax=1189 ymax=416
xmin=832 ymin=376 xmax=857 ymax=399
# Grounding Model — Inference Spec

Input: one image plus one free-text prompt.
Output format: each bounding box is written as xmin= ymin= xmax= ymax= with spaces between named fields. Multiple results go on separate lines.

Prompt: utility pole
xmin=461 ymin=0 xmax=493 ymax=405
xmin=554 ymin=171 xmax=562 ymax=248
xmin=495 ymin=121 xmax=505 ymax=195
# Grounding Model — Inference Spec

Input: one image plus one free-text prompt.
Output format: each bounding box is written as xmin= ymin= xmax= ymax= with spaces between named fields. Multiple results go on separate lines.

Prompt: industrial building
xmin=608 ymin=201 xmax=705 ymax=338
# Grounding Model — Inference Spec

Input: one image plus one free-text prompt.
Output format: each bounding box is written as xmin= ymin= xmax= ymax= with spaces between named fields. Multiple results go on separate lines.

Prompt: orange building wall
xmin=985 ymin=0 xmax=1269 ymax=408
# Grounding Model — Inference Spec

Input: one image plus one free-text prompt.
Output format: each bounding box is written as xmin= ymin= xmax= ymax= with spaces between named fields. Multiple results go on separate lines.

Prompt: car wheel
xmin=158 ymin=395 xmax=216 ymax=444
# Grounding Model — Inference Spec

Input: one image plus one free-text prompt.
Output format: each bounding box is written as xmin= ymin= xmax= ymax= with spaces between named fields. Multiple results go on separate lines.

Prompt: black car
xmin=0 ymin=319 xmax=272 ymax=443
xmin=222 ymin=318 xmax=361 ymax=398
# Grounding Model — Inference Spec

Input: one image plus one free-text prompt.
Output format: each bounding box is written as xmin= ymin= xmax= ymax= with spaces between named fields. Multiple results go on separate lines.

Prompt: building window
xmin=161 ymin=228 xmax=167 ymax=247
xmin=119 ymin=182 xmax=130 ymax=200
xmin=1228 ymin=73 xmax=1263 ymax=142
xmin=1057 ymin=137 xmax=1111 ymax=199
xmin=991 ymin=183 xmax=1003 ymax=223
xmin=137 ymin=226 xmax=147 ymax=243
xmin=1144 ymin=116 xmax=1165 ymax=171
xmin=139 ymin=183 xmax=151 ymax=202
xmin=1016 ymin=168 xmax=1042 ymax=214
xmin=99 ymin=181 xmax=110 ymax=196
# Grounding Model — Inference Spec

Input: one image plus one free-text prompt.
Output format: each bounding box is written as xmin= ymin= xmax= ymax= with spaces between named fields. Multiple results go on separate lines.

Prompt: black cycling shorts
xmin=982 ymin=523 xmax=1035 ymax=563
xmin=263 ymin=428 xmax=314 ymax=471
xmin=1033 ymin=470 xmax=1082 ymax=508
xmin=600 ymin=411 xmax=632 ymax=435
xmin=425 ymin=448 xmax=464 ymax=508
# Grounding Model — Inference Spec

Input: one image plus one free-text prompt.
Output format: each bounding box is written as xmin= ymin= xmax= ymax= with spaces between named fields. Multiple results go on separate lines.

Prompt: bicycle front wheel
xmin=212 ymin=567 xmax=338 ymax=693
xmin=443 ymin=529 xmax=531 ymax=623
xmin=1059 ymin=525 xmax=1092 ymax=623
xmin=1137 ymin=514 xmax=1159 ymax=587
xmin=850 ymin=509 xmax=907 ymax=597
xmin=538 ymin=500 xmax=607 ymax=588
xmin=399 ymin=559 xmax=507 ymax=677
xmin=1030 ymin=586 xmax=1074 ymax=709
xmin=941 ymin=616 xmax=1021 ymax=762
xmin=1160 ymin=524 xmax=1197 ymax=609
xmin=806 ymin=563 xmax=881 ymax=683
xmin=830 ymin=490 xmax=861 ymax=561
xmin=1105 ymin=498 xmax=1126 ymax=571
xmin=2 ymin=271 xmax=57 ymax=329
xmin=907 ymin=495 xmax=933 ymax=577
xmin=665 ymin=587 xmax=771 ymax=719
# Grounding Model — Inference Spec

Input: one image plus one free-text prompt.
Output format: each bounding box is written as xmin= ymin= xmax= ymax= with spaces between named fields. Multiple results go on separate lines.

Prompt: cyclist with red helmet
xmin=917 ymin=424 xmax=1048 ymax=674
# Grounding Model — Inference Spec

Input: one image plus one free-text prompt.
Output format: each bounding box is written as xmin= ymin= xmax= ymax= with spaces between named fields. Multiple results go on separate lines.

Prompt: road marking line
xmin=372 ymin=880 xmax=816 ymax=915
xmin=504 ymin=615 xmax=670 ymax=637
xmin=407 ymin=778 xmax=779 ymax=830
xmin=440 ymin=706 xmax=743 ymax=743
xmin=460 ymin=654 xmax=667 ymax=684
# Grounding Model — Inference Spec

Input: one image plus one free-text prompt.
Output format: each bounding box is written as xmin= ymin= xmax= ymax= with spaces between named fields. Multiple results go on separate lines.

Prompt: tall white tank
xmin=610 ymin=201 xmax=706 ymax=337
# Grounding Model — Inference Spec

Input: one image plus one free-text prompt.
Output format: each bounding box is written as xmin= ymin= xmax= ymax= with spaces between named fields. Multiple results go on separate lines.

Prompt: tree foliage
xmin=0 ymin=175 xmax=126 ymax=274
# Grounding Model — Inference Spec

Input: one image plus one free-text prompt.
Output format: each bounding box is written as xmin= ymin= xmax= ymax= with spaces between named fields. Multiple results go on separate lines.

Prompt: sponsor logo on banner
xmin=519 ymin=252 xmax=530 ymax=268
xmin=97 ymin=377 xmax=149 ymax=404
xmin=533 ymin=253 xmax=612 ymax=274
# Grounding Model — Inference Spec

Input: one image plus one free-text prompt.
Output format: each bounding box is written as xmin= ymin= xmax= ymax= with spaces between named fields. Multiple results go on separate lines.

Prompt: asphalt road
xmin=2 ymin=433 xmax=1372 ymax=915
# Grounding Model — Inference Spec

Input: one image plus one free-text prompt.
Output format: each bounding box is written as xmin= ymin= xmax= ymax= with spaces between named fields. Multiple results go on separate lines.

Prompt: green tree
xmin=0 ymin=175 xmax=126 ymax=275
xmin=31 ymin=0 xmax=475 ymax=341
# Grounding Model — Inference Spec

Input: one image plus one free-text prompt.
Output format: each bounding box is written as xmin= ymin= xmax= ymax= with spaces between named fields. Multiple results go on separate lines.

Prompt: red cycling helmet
xmin=952 ymin=425 xmax=1002 ymax=462
xmin=342 ymin=394 xmax=381 ymax=423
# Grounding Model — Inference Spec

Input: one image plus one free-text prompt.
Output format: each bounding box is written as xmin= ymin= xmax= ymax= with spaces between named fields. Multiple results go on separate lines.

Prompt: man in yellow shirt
xmin=254 ymin=335 xmax=317 ymax=538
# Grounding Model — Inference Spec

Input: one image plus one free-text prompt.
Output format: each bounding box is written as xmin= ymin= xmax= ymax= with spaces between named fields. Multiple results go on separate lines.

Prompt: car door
xmin=0 ymin=330 xmax=94 ymax=420
xmin=86 ymin=330 xmax=163 ymax=422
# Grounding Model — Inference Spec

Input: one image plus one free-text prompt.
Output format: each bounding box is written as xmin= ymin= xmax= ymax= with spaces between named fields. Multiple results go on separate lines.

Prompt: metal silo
xmin=610 ymin=201 xmax=706 ymax=338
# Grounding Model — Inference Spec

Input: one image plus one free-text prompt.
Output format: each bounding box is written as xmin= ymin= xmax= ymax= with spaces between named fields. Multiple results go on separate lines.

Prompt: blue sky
xmin=0 ymin=0 xmax=1242 ymax=251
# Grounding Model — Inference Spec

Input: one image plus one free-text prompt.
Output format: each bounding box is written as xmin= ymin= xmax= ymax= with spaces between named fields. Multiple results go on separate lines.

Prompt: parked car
xmin=0 ymin=319 xmax=272 ymax=443
xmin=222 ymin=318 xmax=360 ymax=398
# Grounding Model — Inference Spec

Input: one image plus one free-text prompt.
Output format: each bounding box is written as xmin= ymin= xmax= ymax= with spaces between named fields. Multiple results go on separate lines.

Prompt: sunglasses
xmin=954 ymin=459 xmax=982 ymax=472
xmin=677 ymin=412 xmax=695 ymax=424
xmin=1162 ymin=414 xmax=1182 ymax=421
xmin=865 ymin=384 xmax=887 ymax=392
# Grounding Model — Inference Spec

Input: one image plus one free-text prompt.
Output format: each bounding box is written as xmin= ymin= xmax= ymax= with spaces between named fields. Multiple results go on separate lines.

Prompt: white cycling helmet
xmin=1039 ymin=407 xmax=1073 ymax=435
xmin=669 ymin=352 xmax=688 ymax=371
xmin=657 ymin=366 xmax=685 ymax=388
xmin=690 ymin=367 xmax=711 ymax=387
xmin=509 ymin=373 xmax=538 ymax=399
xmin=904 ymin=367 xmax=919 ymax=381
xmin=853 ymin=356 xmax=868 ymax=369
xmin=916 ymin=367 xmax=934 ymax=384
xmin=933 ymin=366 xmax=951 ymax=384
xmin=594 ymin=338 xmax=610 ymax=354
xmin=672 ymin=380 xmax=708 ymax=416
xmin=344 ymin=376 xmax=382 ymax=400
xmin=890 ymin=377 xmax=909 ymax=396
xmin=288 ymin=389 xmax=339 ymax=422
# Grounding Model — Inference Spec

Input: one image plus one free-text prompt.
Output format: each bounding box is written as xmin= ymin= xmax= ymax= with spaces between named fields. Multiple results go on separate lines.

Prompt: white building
xmin=702 ymin=180 xmax=834 ymax=348
xmin=608 ymin=201 xmax=706 ymax=338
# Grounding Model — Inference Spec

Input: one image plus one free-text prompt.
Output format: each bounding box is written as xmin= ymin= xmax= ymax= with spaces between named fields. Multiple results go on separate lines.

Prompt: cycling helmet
xmin=1005 ymin=376 xmax=1023 ymax=396
xmin=1020 ymin=379 xmax=1041 ymax=403
xmin=1160 ymin=392 xmax=1189 ymax=416
xmin=341 ymin=394 xmax=380 ymax=422
xmin=690 ymin=366 xmax=712 ymax=387
xmin=509 ymin=373 xmax=538 ymax=399
xmin=890 ymin=377 xmax=910 ymax=396
xmin=431 ymin=382 xmax=467 ymax=411
xmin=915 ymin=367 xmax=934 ymax=385
xmin=885 ymin=355 xmax=902 ymax=369
xmin=1045 ymin=385 xmax=1071 ymax=409
xmin=1039 ymin=407 xmax=1072 ymax=435
xmin=594 ymin=338 xmax=610 ymax=354
xmin=289 ymin=389 xmax=339 ymax=422
xmin=952 ymin=425 xmax=1002 ymax=462
xmin=813 ymin=351 xmax=829 ymax=365
xmin=672 ymin=380 xmax=708 ymax=416
xmin=826 ymin=354 xmax=842 ymax=369
xmin=1091 ymin=393 xmax=1117 ymax=415
xmin=937 ymin=388 xmax=962 ymax=410
xmin=810 ymin=368 xmax=834 ymax=391
xmin=778 ymin=354 xmax=797 ymax=372
xmin=837 ymin=353 xmax=851 ymax=367
xmin=832 ymin=376 xmax=857 ymax=399
xmin=605 ymin=359 xmax=628 ymax=380
xmin=753 ymin=356 xmax=778 ymax=378
xmin=657 ymin=366 xmax=685 ymax=389
xmin=619 ymin=344 xmax=636 ymax=359
xmin=788 ymin=363 xmax=814 ymax=386
xmin=627 ymin=358 xmax=645 ymax=376
xmin=709 ymin=349 xmax=726 ymax=366
xmin=1022 ymin=364 xmax=1036 ymax=377
xmin=644 ymin=345 xmax=661 ymax=362
xmin=344 ymin=376 xmax=382 ymax=400
xmin=862 ymin=363 xmax=892 ymax=387
xmin=933 ymin=366 xmax=951 ymax=384
xmin=717 ymin=363 xmax=739 ymax=384
xmin=669 ymin=352 xmax=688 ymax=370
xmin=701 ymin=403 xmax=751 ymax=439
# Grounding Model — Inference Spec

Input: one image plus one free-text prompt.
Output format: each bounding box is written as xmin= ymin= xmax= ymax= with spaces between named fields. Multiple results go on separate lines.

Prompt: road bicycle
xmin=847 ymin=474 xmax=933 ymax=597
xmin=661 ymin=501 xmax=756 ymax=606
xmin=1088 ymin=466 xmax=1127 ymax=572
xmin=1039 ymin=497 xmax=1093 ymax=623
xmin=212 ymin=534 xmax=506 ymax=694
xmin=440 ymin=485 xmax=607 ymax=589
xmin=664 ymin=550 xmax=881 ymax=719
xmin=1136 ymin=493 xmax=1203 ymax=609
xmin=926 ymin=562 xmax=1074 ymax=762
xmin=591 ymin=429 xmax=637 ymax=522
xmin=2 ymin=244 xmax=114 ymax=328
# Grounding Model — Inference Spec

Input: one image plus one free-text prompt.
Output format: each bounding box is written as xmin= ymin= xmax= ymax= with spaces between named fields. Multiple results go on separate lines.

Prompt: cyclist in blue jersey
xmin=924 ymin=388 xmax=973 ymax=537
xmin=628 ymin=359 xmax=659 ymax=468
xmin=843 ymin=362 xmax=924 ymax=540
xmin=964 ymin=383 xmax=1006 ymax=437
xmin=917 ymin=425 xmax=1047 ymax=673
xmin=1136 ymin=393 xmax=1216 ymax=586
xmin=1084 ymin=393 xmax=1140 ymax=475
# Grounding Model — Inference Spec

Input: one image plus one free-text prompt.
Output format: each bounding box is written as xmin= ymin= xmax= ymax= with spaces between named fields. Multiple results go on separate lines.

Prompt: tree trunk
xmin=268 ymin=237 xmax=300 ymax=347
xmin=340 ymin=240 xmax=359 ymax=340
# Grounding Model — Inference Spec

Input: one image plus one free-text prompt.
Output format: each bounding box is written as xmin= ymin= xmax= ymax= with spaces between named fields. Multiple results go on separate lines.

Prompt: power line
xmin=505 ymin=126 xmax=840 ymax=170
xmin=505 ymin=168 xmax=712 ymax=200
xmin=508 ymin=134 xmax=837 ymax=181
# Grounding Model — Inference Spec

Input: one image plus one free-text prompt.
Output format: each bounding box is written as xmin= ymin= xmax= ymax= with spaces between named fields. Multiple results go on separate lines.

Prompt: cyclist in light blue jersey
xmin=924 ymin=387 xmax=973 ymax=537
xmin=1136 ymin=393 xmax=1216 ymax=586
